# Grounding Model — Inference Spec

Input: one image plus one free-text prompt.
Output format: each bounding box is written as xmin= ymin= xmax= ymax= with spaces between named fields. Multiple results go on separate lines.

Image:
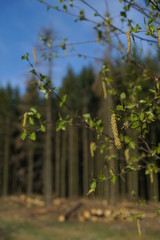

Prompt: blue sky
xmin=0 ymin=0 xmax=106 ymax=92
xmin=0 ymin=0 xmax=155 ymax=93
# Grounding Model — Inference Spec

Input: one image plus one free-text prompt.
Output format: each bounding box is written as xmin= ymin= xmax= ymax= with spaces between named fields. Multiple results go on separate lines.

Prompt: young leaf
xmin=59 ymin=94 xmax=67 ymax=107
xmin=40 ymin=124 xmax=46 ymax=132
xmin=20 ymin=131 xmax=27 ymax=141
xmin=109 ymin=169 xmax=116 ymax=184
xmin=129 ymin=140 xmax=135 ymax=150
xmin=116 ymin=105 xmax=124 ymax=111
xmin=87 ymin=180 xmax=96 ymax=195
xmin=131 ymin=121 xmax=139 ymax=129
xmin=29 ymin=117 xmax=34 ymax=125
xmin=29 ymin=132 xmax=36 ymax=141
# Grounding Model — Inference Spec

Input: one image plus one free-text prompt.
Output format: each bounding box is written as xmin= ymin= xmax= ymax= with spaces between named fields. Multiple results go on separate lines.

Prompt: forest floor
xmin=0 ymin=196 xmax=160 ymax=240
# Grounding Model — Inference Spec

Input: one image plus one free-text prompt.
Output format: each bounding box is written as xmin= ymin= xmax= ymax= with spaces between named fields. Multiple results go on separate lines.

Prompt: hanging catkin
xmin=33 ymin=48 xmax=37 ymax=64
xmin=137 ymin=218 xmax=142 ymax=236
xmin=126 ymin=30 xmax=131 ymax=54
xmin=23 ymin=113 xmax=28 ymax=127
xmin=102 ymin=81 xmax=107 ymax=99
xmin=111 ymin=114 xmax=122 ymax=149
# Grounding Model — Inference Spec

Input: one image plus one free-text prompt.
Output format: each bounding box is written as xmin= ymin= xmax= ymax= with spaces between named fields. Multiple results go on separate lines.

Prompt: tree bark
xmin=45 ymin=91 xmax=53 ymax=204
xmin=60 ymin=131 xmax=67 ymax=197
xmin=55 ymin=131 xmax=61 ymax=197
xmin=82 ymin=126 xmax=89 ymax=196
xmin=68 ymin=125 xmax=79 ymax=198
xmin=27 ymin=142 xmax=34 ymax=195
xmin=2 ymin=116 xmax=10 ymax=196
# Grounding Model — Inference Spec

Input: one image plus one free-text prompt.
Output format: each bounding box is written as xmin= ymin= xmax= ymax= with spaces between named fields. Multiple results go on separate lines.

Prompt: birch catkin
xmin=137 ymin=218 xmax=142 ymax=236
xmin=33 ymin=48 xmax=37 ymax=64
xmin=102 ymin=81 xmax=107 ymax=99
xmin=23 ymin=113 xmax=28 ymax=127
xmin=126 ymin=30 xmax=131 ymax=54
xmin=111 ymin=113 xmax=122 ymax=149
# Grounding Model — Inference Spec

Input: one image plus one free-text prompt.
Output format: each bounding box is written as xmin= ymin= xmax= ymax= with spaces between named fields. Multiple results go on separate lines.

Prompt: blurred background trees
xmin=0 ymin=0 xmax=160 ymax=208
xmin=0 ymin=50 xmax=160 ymax=202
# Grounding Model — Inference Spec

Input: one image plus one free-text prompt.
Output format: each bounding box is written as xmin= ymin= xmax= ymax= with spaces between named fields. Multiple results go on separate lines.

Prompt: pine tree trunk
xmin=119 ymin=155 xmax=127 ymax=200
xmin=106 ymin=95 xmax=118 ymax=204
xmin=44 ymin=91 xmax=53 ymax=204
xmin=44 ymin=36 xmax=54 ymax=204
xmin=2 ymin=116 xmax=10 ymax=196
xmin=68 ymin=126 xmax=79 ymax=198
xmin=82 ymin=126 xmax=89 ymax=196
xmin=27 ymin=142 xmax=34 ymax=195
xmin=88 ymin=131 xmax=94 ymax=196
xmin=127 ymin=133 xmax=138 ymax=201
xmin=11 ymin=163 xmax=17 ymax=194
xmin=148 ymin=127 xmax=159 ymax=201
xmin=55 ymin=131 xmax=61 ymax=197
xmin=61 ymin=131 xmax=67 ymax=197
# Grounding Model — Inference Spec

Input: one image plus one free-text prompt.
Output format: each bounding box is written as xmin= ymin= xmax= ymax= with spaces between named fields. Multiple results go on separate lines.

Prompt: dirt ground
xmin=0 ymin=196 xmax=160 ymax=240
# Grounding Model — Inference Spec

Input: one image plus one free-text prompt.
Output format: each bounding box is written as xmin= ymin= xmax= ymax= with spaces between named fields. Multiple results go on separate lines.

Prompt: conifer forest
xmin=1 ymin=0 xmax=160 ymax=239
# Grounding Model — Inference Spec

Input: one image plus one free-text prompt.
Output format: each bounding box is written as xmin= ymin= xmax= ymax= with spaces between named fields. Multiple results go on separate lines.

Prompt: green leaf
xmin=63 ymin=4 xmax=67 ymax=12
xmin=116 ymin=105 xmax=124 ymax=111
xmin=130 ymin=113 xmax=138 ymax=122
xmin=36 ymin=112 xmax=41 ymax=119
xmin=30 ymin=69 xmax=36 ymax=75
xmin=30 ymin=107 xmax=37 ymax=113
xmin=131 ymin=121 xmax=139 ymax=128
xmin=21 ymin=55 xmax=26 ymax=60
xmin=79 ymin=9 xmax=85 ymax=20
xmin=110 ymin=169 xmax=116 ymax=184
xmin=132 ymin=24 xmax=141 ymax=33
xmin=90 ymin=180 xmax=96 ymax=190
xmin=130 ymin=156 xmax=139 ymax=162
xmin=20 ymin=131 xmax=27 ymax=141
xmin=120 ymin=92 xmax=126 ymax=100
xmin=129 ymin=140 xmax=135 ymax=150
xmin=125 ymin=103 xmax=135 ymax=109
xmin=139 ymin=112 xmax=145 ymax=121
xmin=28 ymin=117 xmax=34 ymax=125
xmin=29 ymin=132 xmax=36 ymax=141
xmin=56 ymin=118 xmax=66 ymax=131
xmin=157 ymin=143 xmax=160 ymax=154
xmin=87 ymin=180 xmax=96 ymax=195
xmin=149 ymin=89 xmax=156 ymax=94
xmin=120 ymin=11 xmax=127 ymax=18
xmin=98 ymin=172 xmax=106 ymax=181
xmin=139 ymin=99 xmax=146 ymax=104
xmin=40 ymin=124 xmax=46 ymax=132
xmin=59 ymin=94 xmax=67 ymax=107
xmin=124 ymin=136 xmax=131 ymax=144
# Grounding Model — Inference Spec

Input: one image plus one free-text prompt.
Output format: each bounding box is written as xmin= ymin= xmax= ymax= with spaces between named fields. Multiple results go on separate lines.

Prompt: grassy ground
xmin=0 ymin=197 xmax=160 ymax=240
xmin=1 ymin=218 xmax=160 ymax=240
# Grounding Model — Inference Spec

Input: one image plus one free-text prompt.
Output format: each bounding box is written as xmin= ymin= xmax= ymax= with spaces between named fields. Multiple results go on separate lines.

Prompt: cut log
xmin=58 ymin=202 xmax=82 ymax=222
xmin=82 ymin=209 xmax=91 ymax=220
xmin=104 ymin=209 xmax=112 ymax=217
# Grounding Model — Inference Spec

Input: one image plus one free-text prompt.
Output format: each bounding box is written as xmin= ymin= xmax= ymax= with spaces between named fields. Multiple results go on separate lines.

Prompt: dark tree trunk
xmin=55 ymin=131 xmax=61 ymax=197
xmin=27 ymin=142 xmax=34 ymax=195
xmin=60 ymin=131 xmax=67 ymax=197
xmin=2 ymin=116 xmax=10 ymax=196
